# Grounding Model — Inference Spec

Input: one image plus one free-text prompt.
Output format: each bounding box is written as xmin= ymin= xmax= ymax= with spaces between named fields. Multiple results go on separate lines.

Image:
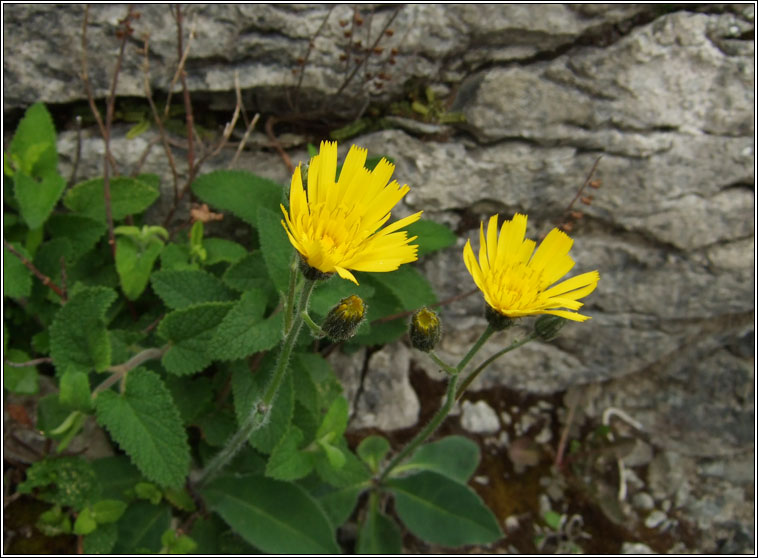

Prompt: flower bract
xmin=280 ymin=141 xmax=422 ymax=285
xmin=463 ymin=214 xmax=599 ymax=322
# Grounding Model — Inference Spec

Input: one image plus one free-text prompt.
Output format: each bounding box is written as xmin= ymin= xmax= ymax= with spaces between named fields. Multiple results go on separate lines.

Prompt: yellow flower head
xmin=463 ymin=214 xmax=599 ymax=322
xmin=280 ymin=141 xmax=423 ymax=285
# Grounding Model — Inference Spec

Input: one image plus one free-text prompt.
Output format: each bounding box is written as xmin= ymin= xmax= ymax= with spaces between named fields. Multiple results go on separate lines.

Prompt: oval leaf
xmin=387 ymin=470 xmax=502 ymax=546
xmin=202 ymin=474 xmax=340 ymax=554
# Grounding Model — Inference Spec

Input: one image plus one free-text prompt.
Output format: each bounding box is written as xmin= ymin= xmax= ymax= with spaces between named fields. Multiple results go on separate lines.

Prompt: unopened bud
xmin=322 ymin=295 xmax=367 ymax=341
xmin=485 ymin=305 xmax=514 ymax=331
xmin=409 ymin=307 xmax=442 ymax=352
xmin=534 ymin=315 xmax=567 ymax=341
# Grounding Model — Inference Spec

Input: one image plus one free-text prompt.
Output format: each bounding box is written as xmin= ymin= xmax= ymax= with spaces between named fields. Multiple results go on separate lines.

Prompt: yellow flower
xmin=463 ymin=214 xmax=599 ymax=322
xmin=280 ymin=141 xmax=422 ymax=285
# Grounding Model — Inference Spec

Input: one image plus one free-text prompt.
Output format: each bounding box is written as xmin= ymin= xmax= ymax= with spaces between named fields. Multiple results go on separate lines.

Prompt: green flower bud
xmin=409 ymin=307 xmax=442 ymax=352
xmin=322 ymin=295 xmax=366 ymax=341
xmin=485 ymin=304 xmax=514 ymax=331
xmin=534 ymin=315 xmax=567 ymax=341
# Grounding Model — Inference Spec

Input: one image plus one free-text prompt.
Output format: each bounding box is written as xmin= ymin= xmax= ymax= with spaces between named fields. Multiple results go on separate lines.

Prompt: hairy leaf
xmin=94 ymin=368 xmax=190 ymax=488
xmin=64 ymin=176 xmax=159 ymax=222
xmin=14 ymin=171 xmax=66 ymax=230
xmin=191 ymin=170 xmax=283 ymax=228
xmin=3 ymin=242 xmax=32 ymax=299
xmin=151 ymin=269 xmax=236 ymax=309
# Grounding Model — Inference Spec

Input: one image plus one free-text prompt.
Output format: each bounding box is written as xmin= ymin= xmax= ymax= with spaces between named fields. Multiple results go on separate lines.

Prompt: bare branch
xmin=3 ymin=239 xmax=65 ymax=300
xmin=3 ymin=357 xmax=53 ymax=368
xmin=229 ymin=113 xmax=260 ymax=169
xmin=66 ymin=116 xmax=83 ymax=188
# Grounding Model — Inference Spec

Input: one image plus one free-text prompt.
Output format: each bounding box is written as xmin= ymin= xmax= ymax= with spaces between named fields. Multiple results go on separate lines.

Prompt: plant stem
xmin=455 ymin=332 xmax=537 ymax=401
xmin=283 ymin=254 xmax=299 ymax=334
xmin=428 ymin=351 xmax=457 ymax=375
xmin=301 ymin=311 xmax=325 ymax=337
xmin=377 ymin=325 xmax=494 ymax=483
xmin=378 ymin=371 xmax=459 ymax=483
xmin=92 ymin=346 xmax=169 ymax=396
xmin=196 ymin=279 xmax=317 ymax=486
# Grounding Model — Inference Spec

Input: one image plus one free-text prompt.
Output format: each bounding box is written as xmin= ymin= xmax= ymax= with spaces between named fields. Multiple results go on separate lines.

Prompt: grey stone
xmin=349 ymin=342 xmax=420 ymax=431
xmin=632 ymin=491 xmax=655 ymax=512
xmin=621 ymin=542 xmax=655 ymax=554
xmin=460 ymin=400 xmax=500 ymax=433
xmin=644 ymin=509 xmax=667 ymax=529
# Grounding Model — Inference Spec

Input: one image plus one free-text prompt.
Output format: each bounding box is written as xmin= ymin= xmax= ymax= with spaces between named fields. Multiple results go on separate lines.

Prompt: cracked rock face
xmin=5 ymin=4 xmax=754 ymax=552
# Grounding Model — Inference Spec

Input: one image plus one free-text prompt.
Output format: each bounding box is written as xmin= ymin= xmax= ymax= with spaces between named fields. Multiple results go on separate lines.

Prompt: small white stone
xmin=473 ymin=475 xmax=489 ymax=485
xmin=500 ymin=411 xmax=512 ymax=425
xmin=504 ymin=515 xmax=520 ymax=532
xmin=460 ymin=400 xmax=500 ymax=433
xmin=632 ymin=492 xmax=655 ymax=511
xmin=621 ymin=542 xmax=655 ymax=554
xmin=644 ymin=510 xmax=667 ymax=529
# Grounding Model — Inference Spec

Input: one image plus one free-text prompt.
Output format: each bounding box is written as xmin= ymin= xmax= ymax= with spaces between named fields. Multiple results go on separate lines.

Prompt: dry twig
xmin=3 ymin=239 xmax=65 ymax=300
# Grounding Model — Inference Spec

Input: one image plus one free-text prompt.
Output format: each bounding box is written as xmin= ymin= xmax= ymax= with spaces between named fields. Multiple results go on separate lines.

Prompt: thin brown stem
xmin=80 ymin=6 xmax=118 ymax=172
xmin=292 ymin=6 xmax=334 ymax=111
xmin=555 ymin=393 xmax=580 ymax=469
xmin=3 ymin=239 xmax=65 ymax=299
xmin=103 ymin=6 xmax=136 ymax=262
xmin=229 ymin=113 xmax=260 ymax=168
xmin=141 ymin=34 xmax=180 ymax=199
xmin=562 ymin=156 xmax=602 ymax=217
xmin=265 ymin=116 xmax=295 ymax=174
xmin=59 ymin=256 xmax=68 ymax=302
xmin=331 ymin=7 xmax=400 ymax=100
xmin=174 ymin=5 xmax=196 ymax=184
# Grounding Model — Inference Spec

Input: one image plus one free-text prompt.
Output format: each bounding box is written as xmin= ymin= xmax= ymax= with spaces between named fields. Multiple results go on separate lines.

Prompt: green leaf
xmin=164 ymin=375 xmax=214 ymax=425
xmin=387 ymin=471 xmax=502 ymax=546
xmin=14 ymin=171 xmax=66 ymax=229
xmin=314 ymin=440 xmax=371 ymax=488
xmin=203 ymin=238 xmax=247 ymax=265
xmin=83 ymin=523 xmax=118 ymax=554
xmin=94 ymin=368 xmax=190 ymax=487
xmin=372 ymin=265 xmax=437 ymax=312
xmin=150 ymin=269 xmax=236 ymax=309
xmin=17 ymin=456 xmax=99 ymax=510
xmin=159 ymin=242 xmax=193 ymax=271
xmin=163 ymin=486 xmax=196 ymax=512
xmin=202 ymin=474 xmax=340 ymax=554
xmin=316 ymin=396 xmax=349 ymax=440
xmin=59 ymin=369 xmax=92 ymax=412
xmin=357 ymin=498 xmax=403 ymax=554
xmin=8 ymin=102 xmax=58 ymax=178
xmin=319 ymin=440 xmax=346 ymax=469
xmin=357 ymin=435 xmax=391 ymax=472
xmin=222 ymin=251 xmax=273 ymax=293
xmin=113 ymin=501 xmax=171 ymax=554
xmin=92 ymin=456 xmax=143 ymax=500
xmin=257 ymin=205 xmax=293 ymax=292
xmin=3 ymin=349 xmax=39 ymax=394
xmin=404 ymin=219 xmax=457 ymax=256
xmin=3 ymin=242 xmax=32 ymax=298
xmin=135 ymin=482 xmax=163 ymax=505
xmin=161 ymin=529 xmax=198 ymax=554
xmin=231 ymin=355 xmax=294 ymax=454
xmin=208 ymin=289 xmax=283 ymax=361
xmin=115 ymin=236 xmax=163 ymax=300
xmin=91 ymin=499 xmax=128 ymax=523
xmin=312 ymin=483 xmax=365 ymax=528
xmin=196 ymin=409 xmax=237 ymax=447
xmin=399 ymin=435 xmax=481 ymax=483
xmin=74 ymin=507 xmax=98 ymax=535
xmin=64 ymin=176 xmax=160 ymax=222
xmin=543 ymin=510 xmax=563 ymax=531
xmin=49 ymin=286 xmax=117 ymax=374
xmin=158 ymin=302 xmax=234 ymax=375
xmin=265 ymin=425 xmax=314 ymax=481
xmin=46 ymin=214 xmax=107 ymax=259
xmin=37 ymin=505 xmax=72 ymax=536
xmin=191 ymin=170 xmax=283 ymax=228
xmin=291 ymin=352 xmax=342 ymax=413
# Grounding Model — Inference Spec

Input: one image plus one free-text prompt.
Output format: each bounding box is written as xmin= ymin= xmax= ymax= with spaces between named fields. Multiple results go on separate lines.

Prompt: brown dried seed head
xmin=339 ymin=53 xmax=348 ymax=61
xmin=589 ymin=179 xmax=602 ymax=189
xmin=385 ymin=29 xmax=394 ymax=36
xmin=373 ymin=46 xmax=384 ymax=55
xmin=354 ymin=14 xmax=363 ymax=25
xmin=560 ymin=222 xmax=574 ymax=233
xmin=344 ymin=30 xmax=352 ymax=38
xmin=580 ymin=195 xmax=593 ymax=205
xmin=391 ymin=47 xmax=399 ymax=56
xmin=570 ymin=210 xmax=584 ymax=220
xmin=296 ymin=57 xmax=305 ymax=65
xmin=339 ymin=19 xmax=348 ymax=27
xmin=388 ymin=58 xmax=396 ymax=65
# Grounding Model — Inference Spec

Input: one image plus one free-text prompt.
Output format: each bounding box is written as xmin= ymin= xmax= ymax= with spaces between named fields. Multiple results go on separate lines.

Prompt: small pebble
xmin=644 ymin=509 xmax=667 ymax=529
xmin=632 ymin=492 xmax=655 ymax=511
xmin=621 ymin=542 xmax=655 ymax=554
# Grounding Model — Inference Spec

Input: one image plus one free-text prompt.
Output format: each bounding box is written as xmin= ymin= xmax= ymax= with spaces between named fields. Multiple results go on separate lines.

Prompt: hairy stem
xmin=196 ymin=279 xmax=317 ymax=486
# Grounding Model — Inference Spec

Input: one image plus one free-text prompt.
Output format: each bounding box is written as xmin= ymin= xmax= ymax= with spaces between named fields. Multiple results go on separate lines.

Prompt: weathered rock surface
xmin=5 ymin=3 xmax=754 ymax=552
